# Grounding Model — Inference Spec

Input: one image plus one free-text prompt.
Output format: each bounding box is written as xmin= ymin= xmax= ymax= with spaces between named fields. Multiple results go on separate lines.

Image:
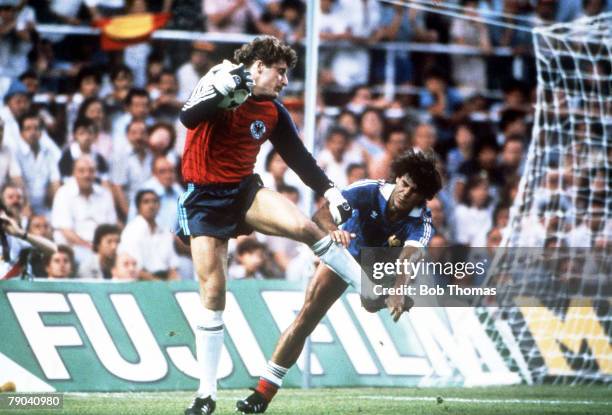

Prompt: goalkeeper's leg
xmin=236 ymin=264 xmax=347 ymax=414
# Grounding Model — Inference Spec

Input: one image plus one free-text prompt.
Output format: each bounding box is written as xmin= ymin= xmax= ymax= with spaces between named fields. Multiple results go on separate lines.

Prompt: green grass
xmin=4 ymin=386 xmax=611 ymax=415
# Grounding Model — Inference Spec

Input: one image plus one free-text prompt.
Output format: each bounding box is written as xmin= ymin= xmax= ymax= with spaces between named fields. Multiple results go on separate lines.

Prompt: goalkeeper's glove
xmin=324 ymin=186 xmax=352 ymax=225
xmin=212 ymin=61 xmax=254 ymax=96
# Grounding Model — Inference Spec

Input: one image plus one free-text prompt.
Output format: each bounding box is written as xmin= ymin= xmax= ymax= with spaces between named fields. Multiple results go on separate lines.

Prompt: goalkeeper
xmin=180 ymin=36 xmax=362 ymax=415
xmin=237 ymin=150 xmax=442 ymax=414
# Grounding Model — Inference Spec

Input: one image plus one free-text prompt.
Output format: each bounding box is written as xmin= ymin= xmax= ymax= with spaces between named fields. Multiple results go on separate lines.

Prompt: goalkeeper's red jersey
xmin=181 ymin=99 xmax=278 ymax=184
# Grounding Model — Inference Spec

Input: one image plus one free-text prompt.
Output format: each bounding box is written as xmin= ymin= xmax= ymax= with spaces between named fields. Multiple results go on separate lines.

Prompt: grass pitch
xmin=6 ymin=386 xmax=611 ymax=415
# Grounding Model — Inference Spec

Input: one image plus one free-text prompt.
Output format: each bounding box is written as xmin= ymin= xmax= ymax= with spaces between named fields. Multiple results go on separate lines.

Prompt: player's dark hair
xmin=125 ymin=88 xmax=150 ymax=106
xmin=233 ymin=36 xmax=297 ymax=69
xmin=135 ymin=189 xmax=159 ymax=210
xmin=92 ymin=224 xmax=121 ymax=253
xmin=17 ymin=110 xmax=41 ymax=132
xmin=390 ymin=149 xmax=442 ymax=201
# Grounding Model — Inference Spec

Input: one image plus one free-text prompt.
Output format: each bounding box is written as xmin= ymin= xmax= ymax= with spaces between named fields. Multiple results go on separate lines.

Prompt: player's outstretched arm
xmin=313 ymin=204 xmax=355 ymax=247
xmin=270 ymin=102 xmax=351 ymax=224
xmin=180 ymin=61 xmax=252 ymax=129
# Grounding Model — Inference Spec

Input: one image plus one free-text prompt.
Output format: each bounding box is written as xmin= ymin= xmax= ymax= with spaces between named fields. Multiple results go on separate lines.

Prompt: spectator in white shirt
xmin=77 ymin=224 xmax=120 ymax=280
xmin=316 ymin=127 xmax=353 ymax=189
xmin=131 ymin=156 xmax=183 ymax=231
xmin=0 ymin=118 xmax=22 ymax=189
xmin=110 ymin=119 xmax=153 ymax=220
xmin=118 ymin=189 xmax=179 ymax=280
xmin=454 ymin=175 xmax=494 ymax=247
xmin=51 ymin=155 xmax=117 ymax=264
xmin=14 ymin=112 xmax=60 ymax=215
xmin=58 ymin=117 xmax=110 ymax=183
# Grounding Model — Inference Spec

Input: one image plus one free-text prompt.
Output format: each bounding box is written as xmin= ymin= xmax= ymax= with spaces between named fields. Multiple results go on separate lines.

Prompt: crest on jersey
xmin=250 ymin=120 xmax=266 ymax=140
xmin=388 ymin=234 xmax=402 ymax=247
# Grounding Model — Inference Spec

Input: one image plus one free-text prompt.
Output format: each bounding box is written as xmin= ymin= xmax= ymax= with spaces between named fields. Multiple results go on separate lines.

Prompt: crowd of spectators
xmin=0 ymin=0 xmax=610 ymax=281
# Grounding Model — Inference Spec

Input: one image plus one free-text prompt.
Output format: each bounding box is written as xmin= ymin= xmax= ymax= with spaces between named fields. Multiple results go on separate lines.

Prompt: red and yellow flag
xmin=93 ymin=12 xmax=171 ymax=51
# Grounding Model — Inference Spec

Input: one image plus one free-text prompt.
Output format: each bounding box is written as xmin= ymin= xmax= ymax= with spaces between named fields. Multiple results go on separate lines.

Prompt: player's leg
xmin=245 ymin=188 xmax=372 ymax=297
xmin=185 ymin=235 xmax=228 ymax=415
xmin=236 ymin=263 xmax=347 ymax=414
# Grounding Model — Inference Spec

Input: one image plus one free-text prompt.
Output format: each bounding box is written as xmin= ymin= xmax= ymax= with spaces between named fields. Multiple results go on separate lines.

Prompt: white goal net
xmin=482 ymin=12 xmax=612 ymax=385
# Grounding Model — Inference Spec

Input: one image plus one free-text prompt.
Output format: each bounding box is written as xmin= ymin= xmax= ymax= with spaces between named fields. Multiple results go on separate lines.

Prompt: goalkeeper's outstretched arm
xmin=180 ymin=61 xmax=252 ymax=128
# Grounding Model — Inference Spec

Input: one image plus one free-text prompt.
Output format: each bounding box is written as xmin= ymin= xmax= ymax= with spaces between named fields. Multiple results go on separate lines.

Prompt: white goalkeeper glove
xmin=212 ymin=60 xmax=254 ymax=96
xmin=324 ymin=187 xmax=352 ymax=225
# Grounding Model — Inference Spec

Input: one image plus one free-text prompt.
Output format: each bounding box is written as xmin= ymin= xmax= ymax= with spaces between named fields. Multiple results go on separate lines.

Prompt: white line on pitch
xmin=359 ymin=396 xmax=611 ymax=405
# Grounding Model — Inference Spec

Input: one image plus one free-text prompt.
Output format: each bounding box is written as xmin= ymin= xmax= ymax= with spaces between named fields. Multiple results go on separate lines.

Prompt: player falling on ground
xmin=236 ymin=150 xmax=442 ymax=414
xmin=178 ymin=36 xmax=369 ymax=415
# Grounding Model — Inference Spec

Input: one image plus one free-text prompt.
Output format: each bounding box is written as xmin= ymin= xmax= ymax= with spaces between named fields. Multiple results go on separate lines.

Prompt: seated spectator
xmin=419 ymin=69 xmax=464 ymax=120
xmin=450 ymin=0 xmax=492 ymax=92
xmin=428 ymin=196 xmax=454 ymax=243
xmin=118 ymin=190 xmax=179 ymax=280
xmin=131 ymin=156 xmax=183 ymax=231
xmin=259 ymin=185 xmax=302 ymax=273
xmin=356 ymin=108 xmax=385 ymax=162
xmin=1 ymin=183 xmax=28 ymax=226
xmin=110 ymin=119 xmax=153 ymax=219
xmin=455 ymin=140 xmax=504 ymax=202
xmin=111 ymin=252 xmax=139 ymax=281
xmin=150 ymin=70 xmax=182 ymax=122
xmin=260 ymin=149 xmax=301 ymax=191
xmin=369 ymin=127 xmax=409 ymax=180
xmin=273 ymin=0 xmax=305 ymax=42
xmin=412 ymin=122 xmax=437 ymax=153
xmin=446 ymin=122 xmax=475 ymax=177
xmin=454 ymin=175 xmax=495 ymax=247
xmin=67 ymin=66 xmax=102 ymax=130
xmin=51 ymin=155 xmax=117 ymax=264
xmin=111 ymin=88 xmax=153 ymax=152
xmin=147 ymin=122 xmax=179 ymax=166
xmin=500 ymin=135 xmax=525 ymax=178
xmin=177 ymin=41 xmax=215 ymax=102
xmin=0 ymin=208 xmax=56 ymax=279
xmin=77 ymin=224 xmax=120 ymax=280
xmin=58 ymin=118 xmax=110 ymax=183
xmin=0 ymin=80 xmax=60 ymax=160
xmin=317 ymin=127 xmax=353 ymax=188
xmin=0 ymin=1 xmax=36 ymax=78
xmin=204 ymin=0 xmax=252 ymax=33
xmin=77 ymin=97 xmax=113 ymax=161
xmin=0 ymin=119 xmax=22 ymax=190
xmin=104 ymin=65 xmax=134 ymax=122
xmin=13 ymin=111 xmax=60 ymax=215
xmin=44 ymin=245 xmax=75 ymax=279
xmin=228 ymin=238 xmax=268 ymax=280
xmin=497 ymin=109 xmax=528 ymax=146
xmin=26 ymin=214 xmax=54 ymax=277
xmin=346 ymin=163 xmax=367 ymax=185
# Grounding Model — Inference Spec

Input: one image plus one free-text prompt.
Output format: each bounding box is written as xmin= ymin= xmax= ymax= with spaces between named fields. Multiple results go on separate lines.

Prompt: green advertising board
xmin=0 ymin=280 xmax=519 ymax=392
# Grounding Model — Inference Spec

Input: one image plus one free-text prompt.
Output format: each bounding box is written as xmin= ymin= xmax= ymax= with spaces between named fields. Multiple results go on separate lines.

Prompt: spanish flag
xmin=94 ymin=12 xmax=171 ymax=51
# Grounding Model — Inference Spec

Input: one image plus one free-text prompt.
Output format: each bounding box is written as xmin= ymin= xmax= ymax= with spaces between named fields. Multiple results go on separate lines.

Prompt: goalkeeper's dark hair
xmin=233 ymin=36 xmax=297 ymax=69
xmin=390 ymin=149 xmax=442 ymax=201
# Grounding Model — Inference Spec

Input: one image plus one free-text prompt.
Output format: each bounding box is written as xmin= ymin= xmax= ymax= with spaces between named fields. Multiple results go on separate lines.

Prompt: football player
xmin=237 ymin=149 xmax=442 ymax=413
xmin=179 ymin=36 xmax=367 ymax=415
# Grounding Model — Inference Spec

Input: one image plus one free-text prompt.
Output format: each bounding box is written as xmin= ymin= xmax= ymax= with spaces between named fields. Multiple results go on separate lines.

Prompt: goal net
xmin=481 ymin=12 xmax=612 ymax=385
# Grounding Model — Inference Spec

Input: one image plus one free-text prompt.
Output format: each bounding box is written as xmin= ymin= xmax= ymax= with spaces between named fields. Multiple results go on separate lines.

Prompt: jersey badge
xmin=250 ymin=120 xmax=266 ymax=140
